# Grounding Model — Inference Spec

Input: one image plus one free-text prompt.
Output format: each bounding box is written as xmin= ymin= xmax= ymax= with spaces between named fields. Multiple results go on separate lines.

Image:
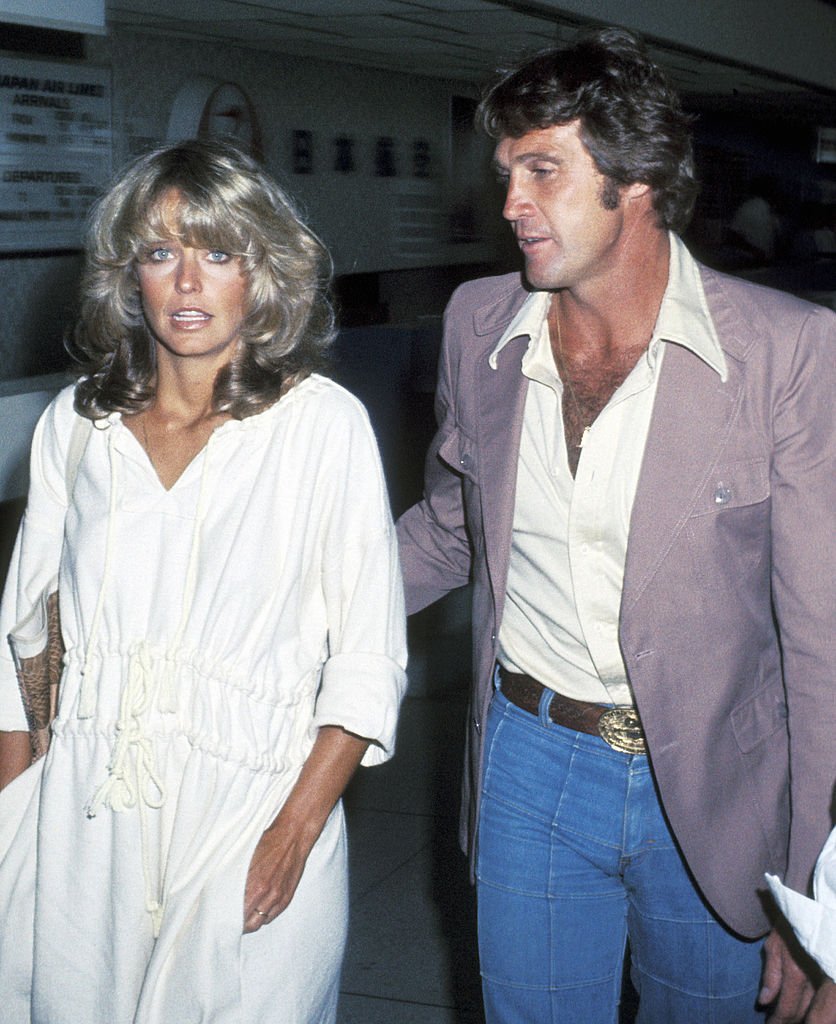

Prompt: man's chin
xmin=523 ymin=267 xmax=560 ymax=291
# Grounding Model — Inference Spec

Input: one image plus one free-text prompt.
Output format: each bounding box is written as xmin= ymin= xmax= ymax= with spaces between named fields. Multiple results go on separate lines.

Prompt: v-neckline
xmin=121 ymin=418 xmax=217 ymax=493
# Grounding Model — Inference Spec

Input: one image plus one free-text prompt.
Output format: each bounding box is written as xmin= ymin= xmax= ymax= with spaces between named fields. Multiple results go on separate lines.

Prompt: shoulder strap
xmin=65 ymin=414 xmax=93 ymax=502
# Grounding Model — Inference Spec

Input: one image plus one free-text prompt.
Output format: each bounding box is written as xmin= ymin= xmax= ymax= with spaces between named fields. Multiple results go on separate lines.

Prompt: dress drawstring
xmin=85 ymin=641 xmax=167 ymax=935
xmin=86 ymin=642 xmax=166 ymax=816
xmin=77 ymin=431 xmax=119 ymax=720
xmin=82 ymin=430 xmax=217 ymax=936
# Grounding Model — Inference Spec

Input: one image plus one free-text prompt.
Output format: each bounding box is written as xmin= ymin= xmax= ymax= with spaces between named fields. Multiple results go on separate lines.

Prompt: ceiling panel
xmin=105 ymin=0 xmax=836 ymax=123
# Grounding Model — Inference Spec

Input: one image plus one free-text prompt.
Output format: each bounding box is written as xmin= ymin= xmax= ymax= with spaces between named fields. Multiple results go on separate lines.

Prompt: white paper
xmin=767 ymin=828 xmax=836 ymax=981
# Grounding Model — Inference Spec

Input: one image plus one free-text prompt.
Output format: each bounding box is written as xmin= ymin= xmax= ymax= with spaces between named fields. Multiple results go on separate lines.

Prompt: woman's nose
xmin=175 ymin=252 xmax=201 ymax=293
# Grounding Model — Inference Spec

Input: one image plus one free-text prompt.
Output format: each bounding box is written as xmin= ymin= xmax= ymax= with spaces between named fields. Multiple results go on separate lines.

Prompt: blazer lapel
xmin=471 ymin=289 xmax=530 ymax=613
xmin=621 ymin=340 xmax=743 ymax=616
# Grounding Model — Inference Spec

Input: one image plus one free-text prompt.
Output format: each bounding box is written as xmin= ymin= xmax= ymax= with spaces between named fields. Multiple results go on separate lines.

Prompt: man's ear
xmin=622 ymin=181 xmax=651 ymax=202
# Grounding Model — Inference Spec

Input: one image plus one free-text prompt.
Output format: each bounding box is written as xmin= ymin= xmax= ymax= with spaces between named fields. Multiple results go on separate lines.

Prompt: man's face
xmin=495 ymin=120 xmax=632 ymax=293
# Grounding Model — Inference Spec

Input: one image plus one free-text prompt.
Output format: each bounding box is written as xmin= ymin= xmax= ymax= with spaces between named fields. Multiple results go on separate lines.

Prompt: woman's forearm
xmin=242 ymin=725 xmax=369 ymax=931
xmin=271 ymin=725 xmax=369 ymax=842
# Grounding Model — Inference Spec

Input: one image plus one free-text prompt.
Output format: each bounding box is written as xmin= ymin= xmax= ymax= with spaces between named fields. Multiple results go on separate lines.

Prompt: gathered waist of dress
xmin=48 ymin=641 xmax=316 ymax=939
xmin=55 ymin=642 xmax=320 ymax=774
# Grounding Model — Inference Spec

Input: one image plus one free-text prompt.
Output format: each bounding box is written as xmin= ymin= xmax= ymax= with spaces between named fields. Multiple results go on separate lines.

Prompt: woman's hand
xmin=242 ymin=725 xmax=368 ymax=934
xmin=243 ymin=805 xmax=318 ymax=932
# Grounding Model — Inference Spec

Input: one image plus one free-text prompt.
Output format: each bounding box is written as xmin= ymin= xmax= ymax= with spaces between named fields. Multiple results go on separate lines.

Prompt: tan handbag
xmin=7 ymin=413 xmax=91 ymax=763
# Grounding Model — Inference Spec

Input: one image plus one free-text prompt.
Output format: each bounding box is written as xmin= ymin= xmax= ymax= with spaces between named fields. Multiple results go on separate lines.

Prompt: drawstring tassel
xmin=86 ymin=643 xmax=167 ymax=935
xmin=86 ymin=643 xmax=165 ymax=817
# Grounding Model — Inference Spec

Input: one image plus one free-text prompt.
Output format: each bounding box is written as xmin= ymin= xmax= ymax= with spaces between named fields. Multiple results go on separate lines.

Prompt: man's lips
xmin=516 ymin=233 xmax=550 ymax=249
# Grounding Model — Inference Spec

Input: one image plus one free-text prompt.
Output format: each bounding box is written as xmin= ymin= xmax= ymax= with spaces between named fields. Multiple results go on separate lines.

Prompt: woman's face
xmin=135 ymin=191 xmax=249 ymax=371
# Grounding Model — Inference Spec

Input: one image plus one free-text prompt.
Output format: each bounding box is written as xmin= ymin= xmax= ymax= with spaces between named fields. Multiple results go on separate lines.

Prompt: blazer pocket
xmin=689 ymin=458 xmax=769 ymax=518
xmin=437 ymin=426 xmax=479 ymax=483
xmin=730 ymin=681 xmax=788 ymax=754
xmin=685 ymin=458 xmax=770 ymax=584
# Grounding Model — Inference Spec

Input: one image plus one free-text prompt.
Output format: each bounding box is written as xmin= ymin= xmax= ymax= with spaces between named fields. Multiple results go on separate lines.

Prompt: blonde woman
xmin=0 ymin=139 xmax=406 ymax=1023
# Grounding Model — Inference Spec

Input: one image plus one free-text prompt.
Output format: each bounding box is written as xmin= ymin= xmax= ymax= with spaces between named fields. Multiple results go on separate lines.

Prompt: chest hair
xmin=551 ymin=336 xmax=647 ymax=477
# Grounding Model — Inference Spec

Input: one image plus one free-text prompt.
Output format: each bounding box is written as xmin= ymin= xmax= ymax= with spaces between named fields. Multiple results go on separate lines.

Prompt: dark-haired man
xmin=397 ymin=27 xmax=836 ymax=1024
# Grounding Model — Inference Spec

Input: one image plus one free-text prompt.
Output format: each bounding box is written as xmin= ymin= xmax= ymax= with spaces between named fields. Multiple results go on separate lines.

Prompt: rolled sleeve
xmin=313 ymin=394 xmax=408 ymax=765
xmin=315 ymin=651 xmax=406 ymax=765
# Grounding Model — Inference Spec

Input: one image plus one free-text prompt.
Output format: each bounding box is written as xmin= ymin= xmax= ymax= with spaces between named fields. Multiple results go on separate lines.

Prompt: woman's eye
xmin=207 ymin=250 xmax=230 ymax=263
xmin=148 ymin=247 xmax=173 ymax=262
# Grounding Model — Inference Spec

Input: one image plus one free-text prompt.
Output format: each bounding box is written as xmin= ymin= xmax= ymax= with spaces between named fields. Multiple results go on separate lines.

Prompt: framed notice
xmin=816 ymin=127 xmax=836 ymax=164
xmin=0 ymin=56 xmax=112 ymax=253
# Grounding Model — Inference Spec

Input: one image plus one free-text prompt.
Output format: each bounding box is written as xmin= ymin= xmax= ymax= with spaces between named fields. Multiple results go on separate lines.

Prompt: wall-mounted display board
xmin=0 ymin=0 xmax=104 ymax=33
xmin=0 ymin=56 xmax=111 ymax=253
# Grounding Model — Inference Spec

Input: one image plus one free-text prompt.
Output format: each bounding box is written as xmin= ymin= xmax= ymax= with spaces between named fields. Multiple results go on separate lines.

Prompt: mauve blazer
xmin=397 ymin=262 xmax=836 ymax=939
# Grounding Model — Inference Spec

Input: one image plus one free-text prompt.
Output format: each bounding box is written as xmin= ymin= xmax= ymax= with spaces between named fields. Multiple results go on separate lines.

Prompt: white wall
xmin=98 ymin=28 xmax=499 ymax=278
xmin=0 ymin=375 xmax=65 ymax=501
xmin=0 ymin=26 xmax=501 ymax=382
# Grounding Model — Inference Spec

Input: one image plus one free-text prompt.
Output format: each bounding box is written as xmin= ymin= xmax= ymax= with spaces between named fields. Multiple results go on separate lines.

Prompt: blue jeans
xmin=476 ymin=687 xmax=765 ymax=1024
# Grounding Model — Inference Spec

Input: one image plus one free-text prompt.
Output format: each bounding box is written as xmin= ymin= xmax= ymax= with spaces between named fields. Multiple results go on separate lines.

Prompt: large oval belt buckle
xmin=598 ymin=707 xmax=647 ymax=754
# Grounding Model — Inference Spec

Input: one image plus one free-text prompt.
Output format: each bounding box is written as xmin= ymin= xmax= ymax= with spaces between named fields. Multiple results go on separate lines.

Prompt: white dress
xmin=0 ymin=376 xmax=407 ymax=1024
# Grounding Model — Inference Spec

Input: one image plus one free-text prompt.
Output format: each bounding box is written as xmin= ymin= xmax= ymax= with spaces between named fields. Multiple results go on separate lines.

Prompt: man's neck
xmin=552 ymin=228 xmax=670 ymax=360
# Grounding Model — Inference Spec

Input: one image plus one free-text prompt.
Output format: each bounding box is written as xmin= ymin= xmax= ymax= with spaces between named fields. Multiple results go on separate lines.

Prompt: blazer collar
xmin=654 ymin=234 xmax=728 ymax=381
xmin=470 ymin=272 xmax=531 ymax=340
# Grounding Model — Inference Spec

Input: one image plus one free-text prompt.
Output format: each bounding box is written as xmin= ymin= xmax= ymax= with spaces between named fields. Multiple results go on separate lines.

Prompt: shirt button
xmin=714 ymin=484 xmax=732 ymax=505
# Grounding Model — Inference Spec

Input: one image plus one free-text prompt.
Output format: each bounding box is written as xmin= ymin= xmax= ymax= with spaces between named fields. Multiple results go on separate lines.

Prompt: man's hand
xmin=760 ymin=927 xmax=817 ymax=1022
xmin=805 ymin=980 xmax=836 ymax=1024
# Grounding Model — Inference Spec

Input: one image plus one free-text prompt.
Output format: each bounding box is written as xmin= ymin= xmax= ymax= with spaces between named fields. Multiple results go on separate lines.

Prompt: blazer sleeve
xmin=397 ymin=288 xmax=475 ymax=615
xmin=770 ymin=303 xmax=836 ymax=893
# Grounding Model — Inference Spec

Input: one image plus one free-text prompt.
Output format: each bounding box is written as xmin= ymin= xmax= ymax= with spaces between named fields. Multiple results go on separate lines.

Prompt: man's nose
xmin=502 ymin=178 xmax=530 ymax=222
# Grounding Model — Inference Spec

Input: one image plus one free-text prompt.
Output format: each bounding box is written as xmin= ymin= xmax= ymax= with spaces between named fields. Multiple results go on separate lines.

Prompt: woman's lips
xmin=170 ymin=308 xmax=212 ymax=326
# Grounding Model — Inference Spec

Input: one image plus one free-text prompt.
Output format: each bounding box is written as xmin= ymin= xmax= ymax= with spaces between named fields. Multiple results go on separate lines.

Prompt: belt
xmin=498 ymin=666 xmax=647 ymax=755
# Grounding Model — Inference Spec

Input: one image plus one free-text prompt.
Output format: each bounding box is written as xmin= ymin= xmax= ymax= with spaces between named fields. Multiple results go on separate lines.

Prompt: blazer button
xmin=714 ymin=483 xmax=732 ymax=505
xmin=460 ymin=453 xmax=471 ymax=470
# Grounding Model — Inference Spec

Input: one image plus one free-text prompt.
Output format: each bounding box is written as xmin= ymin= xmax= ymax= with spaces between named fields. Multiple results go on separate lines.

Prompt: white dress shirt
xmin=492 ymin=233 xmax=728 ymax=706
